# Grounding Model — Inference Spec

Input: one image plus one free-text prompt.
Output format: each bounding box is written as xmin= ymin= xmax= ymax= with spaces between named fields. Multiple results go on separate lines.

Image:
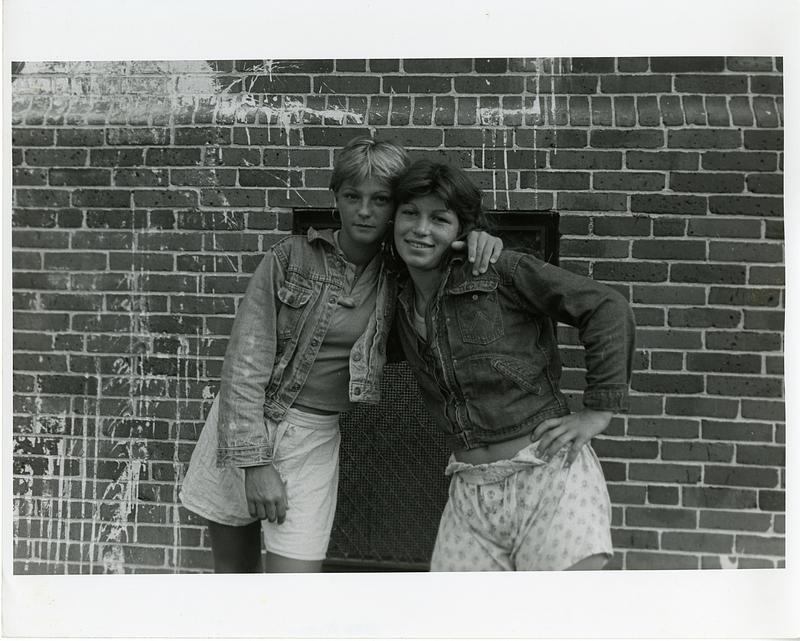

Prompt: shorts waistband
xmin=284 ymin=406 xmax=340 ymax=430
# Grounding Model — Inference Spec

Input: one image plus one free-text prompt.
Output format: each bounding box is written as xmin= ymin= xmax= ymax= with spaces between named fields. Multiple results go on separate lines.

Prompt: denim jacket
xmin=217 ymin=228 xmax=396 ymax=467
xmin=395 ymin=250 xmax=635 ymax=453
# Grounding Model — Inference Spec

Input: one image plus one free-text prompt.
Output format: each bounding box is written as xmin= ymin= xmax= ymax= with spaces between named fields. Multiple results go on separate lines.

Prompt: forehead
xmin=338 ymin=176 xmax=391 ymax=193
xmin=401 ymin=193 xmax=450 ymax=211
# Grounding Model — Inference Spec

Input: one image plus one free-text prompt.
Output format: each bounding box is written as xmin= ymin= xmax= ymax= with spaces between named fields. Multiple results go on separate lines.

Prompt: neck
xmin=408 ymin=266 xmax=446 ymax=314
xmin=337 ymin=231 xmax=380 ymax=266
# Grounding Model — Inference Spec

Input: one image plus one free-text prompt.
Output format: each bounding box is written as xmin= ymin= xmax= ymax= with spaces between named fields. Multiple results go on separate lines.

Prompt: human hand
xmin=451 ymin=231 xmax=503 ymax=275
xmin=244 ymin=464 xmax=288 ymax=524
xmin=530 ymin=409 xmax=613 ymax=466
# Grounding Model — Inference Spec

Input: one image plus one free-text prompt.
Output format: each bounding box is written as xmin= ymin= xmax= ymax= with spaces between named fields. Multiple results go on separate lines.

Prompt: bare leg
xmin=263 ymin=551 xmax=323 ymax=573
xmin=207 ymin=520 xmax=263 ymax=573
xmin=566 ymin=553 xmax=608 ymax=571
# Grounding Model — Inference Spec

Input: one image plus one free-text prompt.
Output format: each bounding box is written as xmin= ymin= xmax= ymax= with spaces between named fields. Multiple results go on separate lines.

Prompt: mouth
xmin=353 ymin=223 xmax=375 ymax=230
xmin=404 ymin=239 xmax=434 ymax=249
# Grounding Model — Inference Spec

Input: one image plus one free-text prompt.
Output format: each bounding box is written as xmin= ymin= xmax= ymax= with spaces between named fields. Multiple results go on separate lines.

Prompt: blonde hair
xmin=329 ymin=137 xmax=410 ymax=193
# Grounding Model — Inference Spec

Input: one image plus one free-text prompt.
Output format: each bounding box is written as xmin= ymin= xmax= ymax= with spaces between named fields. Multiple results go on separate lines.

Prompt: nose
xmin=357 ymin=198 xmax=371 ymax=219
xmin=412 ymin=216 xmax=430 ymax=235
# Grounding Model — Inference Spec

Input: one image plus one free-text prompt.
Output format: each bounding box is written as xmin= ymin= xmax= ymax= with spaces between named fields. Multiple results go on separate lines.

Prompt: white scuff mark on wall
xmin=719 ymin=555 xmax=738 ymax=570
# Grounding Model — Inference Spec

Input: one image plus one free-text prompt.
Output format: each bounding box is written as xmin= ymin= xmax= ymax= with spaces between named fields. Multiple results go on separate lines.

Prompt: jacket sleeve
xmin=507 ymin=253 xmax=636 ymax=412
xmin=216 ymin=248 xmax=285 ymax=467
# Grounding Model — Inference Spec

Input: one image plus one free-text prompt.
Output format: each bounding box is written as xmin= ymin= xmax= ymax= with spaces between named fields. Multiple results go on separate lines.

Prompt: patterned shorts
xmin=430 ymin=442 xmax=613 ymax=571
xmin=179 ymin=395 xmax=340 ymax=561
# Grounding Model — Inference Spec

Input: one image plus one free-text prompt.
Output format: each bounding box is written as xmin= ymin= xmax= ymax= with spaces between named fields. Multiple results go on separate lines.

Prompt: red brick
xmin=662 ymin=440 xmax=733 ymax=463
xmin=758 ymin=490 xmax=784 ymax=511
xmin=384 ymin=76 xmax=452 ymax=94
xmin=627 ymin=506 xmax=697 ymax=529
xmin=665 ymin=396 xmax=739 ymax=418
xmin=601 ymin=74 xmax=672 ymax=93
xmin=591 ymin=96 xmax=613 ymax=125
xmin=628 ymin=462 xmax=702 ymax=484
xmin=626 ymin=150 xmax=698 ymax=170
xmin=534 ymin=73 xmax=599 ymax=93
xmin=753 ymin=97 xmax=780 ymax=127
xmin=668 ymin=307 xmax=741 ymax=328
xmin=369 ymin=59 xmax=400 ymax=72
xmin=687 ymin=353 xmax=761 ymax=374
xmin=592 ymin=438 xmax=658 ymax=460
xmin=632 ymin=240 xmax=705 ymax=261
xmin=707 ymin=375 xmax=782 ymax=398
xmin=631 ymin=194 xmax=706 ymax=215
xmin=681 ymin=96 xmax=706 ymax=125
xmin=663 ymin=531 xmax=733 ymax=554
xmin=403 ymin=58 xmax=471 ymax=73
xmin=434 ymin=96 xmax=455 ymax=126
xmin=592 ymin=215 xmax=650 ymax=237
xmin=749 ymin=266 xmax=784 ymax=286
xmin=706 ymin=330 xmax=781 ymax=352
xmin=683 ymin=486 xmax=757 ymax=509
xmin=687 ymin=218 xmax=762 ymax=239
xmin=12 ymin=128 xmax=54 ymax=146
xmin=750 ymin=75 xmax=782 ymax=95
xmin=632 ymin=372 xmax=704 ymax=394
xmin=626 ymin=551 xmax=698 ymax=570
xmin=744 ymin=130 xmax=783 ymax=151
xmin=670 ymin=172 xmax=744 ymax=193
xmin=668 ymin=129 xmax=741 ymax=149
xmin=709 ymin=195 xmax=782 ymax=217
xmin=612 ymin=528 xmax=659 ymax=550
xmin=558 ymin=192 xmax=627 ymax=212
xmin=735 ymin=535 xmax=784 ymax=557
xmin=591 ymin=129 xmax=663 ymax=149
xmin=231 ymin=126 xmax=300 ymax=146
xmin=414 ymin=96 xmax=435 ymax=125
xmin=727 ymin=57 xmax=775 ymax=71
xmin=704 ymin=96 xmax=730 ymax=126
xmin=702 ymin=151 xmax=777 ymax=172
xmin=746 ymin=174 xmax=783 ymax=194
xmin=550 ymin=151 xmax=622 ymax=169
xmin=608 ymin=483 xmax=646 ymax=505
xmin=675 ymin=74 xmax=748 ymax=93
xmin=145 ymin=148 xmax=202 ymax=166
xmin=650 ymin=351 xmax=683 ymax=370
xmin=517 ymin=171 xmax=587 ymax=191
xmin=704 ymin=465 xmax=779 ymax=488
xmin=458 ymin=74 xmax=527 ymax=93
xmin=736 ymin=444 xmax=784 ymax=466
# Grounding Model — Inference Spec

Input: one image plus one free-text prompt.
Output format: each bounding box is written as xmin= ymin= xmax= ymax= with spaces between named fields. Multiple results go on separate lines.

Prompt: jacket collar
xmin=306 ymin=226 xmax=337 ymax=248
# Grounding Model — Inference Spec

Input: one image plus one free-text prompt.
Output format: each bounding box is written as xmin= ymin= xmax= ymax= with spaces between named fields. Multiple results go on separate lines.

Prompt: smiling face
xmin=334 ymin=176 xmax=395 ymax=259
xmin=393 ymin=194 xmax=461 ymax=273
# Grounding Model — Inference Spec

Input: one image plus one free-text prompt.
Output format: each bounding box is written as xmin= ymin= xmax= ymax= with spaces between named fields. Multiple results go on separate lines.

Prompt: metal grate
xmin=292 ymin=209 xmax=559 ymax=571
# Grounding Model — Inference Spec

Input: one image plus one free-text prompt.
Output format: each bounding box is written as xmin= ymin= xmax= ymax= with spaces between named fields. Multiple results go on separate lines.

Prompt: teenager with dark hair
xmin=392 ymin=159 xmax=636 ymax=571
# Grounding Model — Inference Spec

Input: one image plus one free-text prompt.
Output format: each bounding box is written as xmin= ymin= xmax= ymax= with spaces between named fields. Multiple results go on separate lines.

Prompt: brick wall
xmin=11 ymin=57 xmax=784 ymax=573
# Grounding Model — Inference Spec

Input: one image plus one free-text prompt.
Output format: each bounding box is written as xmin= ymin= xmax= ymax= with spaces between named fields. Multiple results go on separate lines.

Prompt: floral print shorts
xmin=430 ymin=442 xmax=613 ymax=571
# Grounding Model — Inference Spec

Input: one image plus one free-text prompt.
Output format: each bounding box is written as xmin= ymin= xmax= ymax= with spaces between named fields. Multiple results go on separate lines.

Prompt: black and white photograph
xmin=3 ymin=0 xmax=798 ymax=638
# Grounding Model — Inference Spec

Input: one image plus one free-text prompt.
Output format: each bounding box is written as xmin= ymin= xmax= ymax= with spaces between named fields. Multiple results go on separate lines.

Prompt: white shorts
xmin=180 ymin=395 xmax=340 ymax=561
xmin=430 ymin=442 xmax=613 ymax=571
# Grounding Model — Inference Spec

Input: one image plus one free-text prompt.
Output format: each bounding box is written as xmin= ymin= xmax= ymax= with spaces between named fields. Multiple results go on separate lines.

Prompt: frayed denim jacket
xmin=395 ymin=250 xmax=635 ymax=453
xmin=217 ymin=228 xmax=395 ymax=467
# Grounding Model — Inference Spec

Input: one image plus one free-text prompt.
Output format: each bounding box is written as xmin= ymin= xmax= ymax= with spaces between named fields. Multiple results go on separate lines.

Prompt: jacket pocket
xmin=276 ymin=276 xmax=313 ymax=340
xmin=454 ymin=284 xmax=504 ymax=345
xmin=491 ymin=357 xmax=545 ymax=395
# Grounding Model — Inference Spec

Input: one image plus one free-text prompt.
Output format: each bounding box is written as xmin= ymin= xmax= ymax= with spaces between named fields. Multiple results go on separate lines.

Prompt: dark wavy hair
xmin=393 ymin=160 xmax=488 ymax=239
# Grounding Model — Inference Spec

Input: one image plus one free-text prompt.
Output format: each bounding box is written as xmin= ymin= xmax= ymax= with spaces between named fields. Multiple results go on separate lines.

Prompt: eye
xmin=374 ymin=195 xmax=391 ymax=205
xmin=343 ymin=192 xmax=359 ymax=201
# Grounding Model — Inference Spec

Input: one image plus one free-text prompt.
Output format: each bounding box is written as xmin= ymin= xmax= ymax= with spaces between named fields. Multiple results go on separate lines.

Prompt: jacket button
xmin=329 ymin=296 xmax=336 ymax=304
xmin=533 ymin=385 xmax=542 ymax=394
xmin=353 ymin=386 xmax=361 ymax=395
xmin=472 ymin=294 xmax=478 ymax=300
xmin=353 ymin=353 xmax=362 ymax=361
